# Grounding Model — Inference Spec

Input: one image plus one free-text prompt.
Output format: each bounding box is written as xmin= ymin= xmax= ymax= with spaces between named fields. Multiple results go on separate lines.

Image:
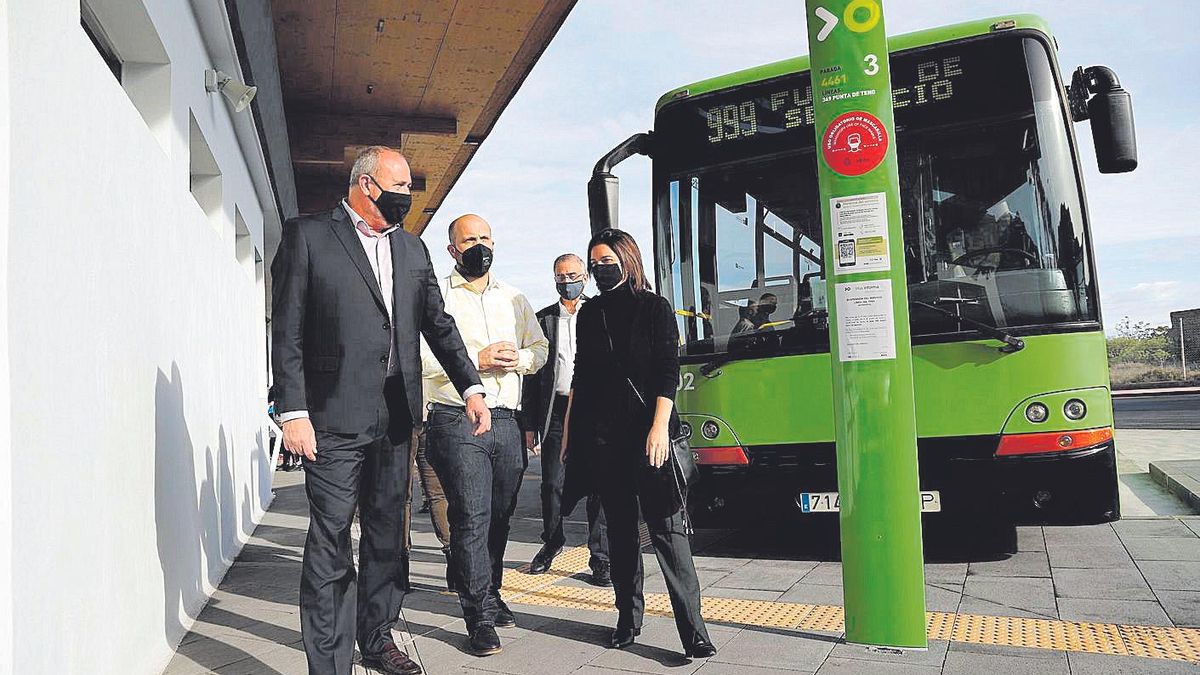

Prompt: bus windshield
xmin=654 ymin=34 xmax=1098 ymax=360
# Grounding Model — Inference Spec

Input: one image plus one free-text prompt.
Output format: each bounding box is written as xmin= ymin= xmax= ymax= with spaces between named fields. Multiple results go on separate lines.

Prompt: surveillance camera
xmin=205 ymin=69 xmax=258 ymax=113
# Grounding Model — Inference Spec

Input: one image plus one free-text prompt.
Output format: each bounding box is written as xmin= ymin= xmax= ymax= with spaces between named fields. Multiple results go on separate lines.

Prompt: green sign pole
xmin=803 ymin=0 xmax=927 ymax=648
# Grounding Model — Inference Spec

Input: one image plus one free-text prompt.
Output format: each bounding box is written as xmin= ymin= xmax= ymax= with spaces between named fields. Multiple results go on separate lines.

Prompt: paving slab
xmin=954 ymin=596 xmax=1057 ymax=620
xmin=1046 ymin=543 xmax=1138 ymax=569
xmin=1051 ymin=567 xmax=1156 ymax=601
xmin=586 ymin=617 xmax=739 ymax=675
xmin=1067 ymin=651 xmax=1200 ymax=674
xmin=1181 ymin=517 xmax=1200 ymax=537
xmin=1015 ymin=527 xmax=1046 ymax=552
xmin=695 ymin=663 xmax=814 ymax=675
xmin=713 ymin=559 xmax=818 ymax=592
xmin=1056 ymin=598 xmax=1173 ymax=626
xmin=1122 ymin=536 xmax=1200 ymax=561
xmin=1137 ymin=560 xmax=1200 ymax=592
xmin=941 ymin=649 xmax=1069 ymax=675
xmin=816 ymin=656 xmax=941 ymax=674
xmin=962 ymin=576 xmax=1056 ymax=613
xmin=1156 ymin=590 xmax=1200 ymax=627
xmin=778 ymin=583 xmax=844 ymax=606
xmin=798 ymin=562 xmax=844 ymax=586
xmin=828 ymin=639 xmax=949 ymax=668
xmin=1113 ymin=518 xmax=1197 ymax=539
xmin=923 ymin=563 xmax=967 ymax=586
xmin=966 ymin=551 xmax=1050 ymax=578
xmin=708 ymin=627 xmax=840 ymax=672
xmin=1043 ymin=524 xmax=1121 ymax=547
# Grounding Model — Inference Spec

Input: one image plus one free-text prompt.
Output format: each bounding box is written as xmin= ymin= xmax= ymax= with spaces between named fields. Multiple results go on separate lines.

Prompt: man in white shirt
xmin=519 ymin=254 xmax=609 ymax=585
xmin=421 ymin=213 xmax=548 ymax=656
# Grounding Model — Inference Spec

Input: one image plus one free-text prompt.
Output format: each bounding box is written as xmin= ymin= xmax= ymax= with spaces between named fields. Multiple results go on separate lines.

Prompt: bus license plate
xmin=799 ymin=491 xmax=942 ymax=513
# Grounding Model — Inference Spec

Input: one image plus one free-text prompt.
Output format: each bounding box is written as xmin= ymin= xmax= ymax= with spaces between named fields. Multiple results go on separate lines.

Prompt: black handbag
xmin=600 ymin=309 xmax=698 ymax=533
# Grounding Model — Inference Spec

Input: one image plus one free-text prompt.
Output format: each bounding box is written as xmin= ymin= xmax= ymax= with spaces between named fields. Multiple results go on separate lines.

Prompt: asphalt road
xmin=1113 ymin=392 xmax=1200 ymax=430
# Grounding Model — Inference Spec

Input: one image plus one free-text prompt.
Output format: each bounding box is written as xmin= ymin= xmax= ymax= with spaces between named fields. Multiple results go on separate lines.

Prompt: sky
xmin=427 ymin=0 xmax=1200 ymax=331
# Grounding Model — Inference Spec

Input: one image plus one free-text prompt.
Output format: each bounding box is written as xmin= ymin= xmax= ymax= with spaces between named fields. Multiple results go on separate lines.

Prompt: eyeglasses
xmin=554 ymin=273 xmax=586 ymax=283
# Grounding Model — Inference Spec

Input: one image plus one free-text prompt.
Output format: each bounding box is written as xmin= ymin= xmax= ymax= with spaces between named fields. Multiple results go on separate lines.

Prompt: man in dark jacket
xmin=520 ymin=253 xmax=610 ymax=585
xmin=272 ymin=146 xmax=490 ymax=675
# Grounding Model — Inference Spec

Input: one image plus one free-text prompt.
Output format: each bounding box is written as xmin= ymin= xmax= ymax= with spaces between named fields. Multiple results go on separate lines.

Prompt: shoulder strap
xmin=599 ymin=308 xmax=649 ymax=409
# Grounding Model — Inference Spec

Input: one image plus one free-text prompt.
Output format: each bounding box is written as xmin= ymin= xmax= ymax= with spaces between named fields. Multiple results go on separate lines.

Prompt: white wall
xmin=0 ymin=1 xmax=14 ymax=672
xmin=6 ymin=0 xmax=273 ymax=672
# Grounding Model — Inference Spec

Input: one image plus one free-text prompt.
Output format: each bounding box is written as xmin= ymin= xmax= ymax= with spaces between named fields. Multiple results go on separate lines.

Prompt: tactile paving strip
xmin=500 ymin=545 xmax=1200 ymax=664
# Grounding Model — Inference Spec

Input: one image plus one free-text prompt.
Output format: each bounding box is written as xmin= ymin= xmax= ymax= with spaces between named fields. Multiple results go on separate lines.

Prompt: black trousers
xmin=425 ymin=404 xmax=525 ymax=630
xmin=300 ymin=389 xmax=413 ymax=675
xmin=540 ymin=395 xmax=608 ymax=564
xmin=594 ymin=438 xmax=711 ymax=650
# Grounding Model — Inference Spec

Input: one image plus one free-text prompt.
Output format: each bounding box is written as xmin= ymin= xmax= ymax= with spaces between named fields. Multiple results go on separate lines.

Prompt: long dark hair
xmin=587 ymin=228 xmax=649 ymax=293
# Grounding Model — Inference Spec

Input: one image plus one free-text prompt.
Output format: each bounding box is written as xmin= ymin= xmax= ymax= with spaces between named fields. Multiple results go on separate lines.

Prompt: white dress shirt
xmin=421 ymin=269 xmax=548 ymax=409
xmin=554 ymin=299 xmax=583 ymax=395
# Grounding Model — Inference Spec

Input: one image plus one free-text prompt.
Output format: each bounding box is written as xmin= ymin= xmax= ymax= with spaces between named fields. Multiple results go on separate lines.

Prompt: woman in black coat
xmin=561 ymin=228 xmax=716 ymax=659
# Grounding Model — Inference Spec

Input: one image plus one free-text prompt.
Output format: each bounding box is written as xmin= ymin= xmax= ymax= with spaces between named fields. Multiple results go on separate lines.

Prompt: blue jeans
xmin=425 ymin=404 xmax=525 ymax=629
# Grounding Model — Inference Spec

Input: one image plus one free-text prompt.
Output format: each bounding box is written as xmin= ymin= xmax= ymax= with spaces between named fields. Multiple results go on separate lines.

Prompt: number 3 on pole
xmin=863 ymin=54 xmax=879 ymax=76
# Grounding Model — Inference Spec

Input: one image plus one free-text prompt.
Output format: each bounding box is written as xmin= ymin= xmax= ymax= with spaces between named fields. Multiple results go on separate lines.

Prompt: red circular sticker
xmin=821 ymin=111 xmax=889 ymax=176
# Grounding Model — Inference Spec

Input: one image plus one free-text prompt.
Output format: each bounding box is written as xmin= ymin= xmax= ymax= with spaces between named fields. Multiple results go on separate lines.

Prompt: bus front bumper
xmin=690 ymin=436 xmax=1120 ymax=525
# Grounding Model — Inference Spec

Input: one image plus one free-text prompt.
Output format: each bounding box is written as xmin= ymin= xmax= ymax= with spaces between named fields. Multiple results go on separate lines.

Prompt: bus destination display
xmin=705 ymin=55 xmax=961 ymax=145
xmin=657 ymin=37 xmax=1034 ymax=170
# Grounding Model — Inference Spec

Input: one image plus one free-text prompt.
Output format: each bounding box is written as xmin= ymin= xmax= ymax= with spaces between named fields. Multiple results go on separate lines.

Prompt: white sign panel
xmin=831 ymin=192 xmax=890 ymax=275
xmin=835 ymin=279 xmax=896 ymax=362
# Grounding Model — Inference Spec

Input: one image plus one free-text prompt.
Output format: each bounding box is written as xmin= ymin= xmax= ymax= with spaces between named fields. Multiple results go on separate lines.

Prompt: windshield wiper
xmin=911 ymin=300 xmax=1025 ymax=353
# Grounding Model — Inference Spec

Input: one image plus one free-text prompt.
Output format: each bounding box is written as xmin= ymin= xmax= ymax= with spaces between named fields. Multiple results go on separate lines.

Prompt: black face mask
xmin=556 ymin=280 xmax=585 ymax=301
xmin=591 ymin=263 xmax=624 ymax=292
xmin=368 ymin=175 xmax=412 ymax=225
xmin=759 ymin=304 xmax=777 ymax=318
xmin=456 ymin=243 xmax=493 ymax=279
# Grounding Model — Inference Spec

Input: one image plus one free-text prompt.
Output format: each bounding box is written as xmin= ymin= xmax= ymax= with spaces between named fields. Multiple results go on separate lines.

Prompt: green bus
xmin=587 ymin=15 xmax=1137 ymax=525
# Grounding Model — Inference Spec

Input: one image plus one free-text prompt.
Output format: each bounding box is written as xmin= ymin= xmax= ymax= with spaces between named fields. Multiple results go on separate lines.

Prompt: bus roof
xmin=654 ymin=14 xmax=1054 ymax=112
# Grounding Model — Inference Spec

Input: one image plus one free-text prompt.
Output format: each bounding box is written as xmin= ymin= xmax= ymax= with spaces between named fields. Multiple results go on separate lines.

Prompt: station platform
xmin=164 ymin=438 xmax=1200 ymax=674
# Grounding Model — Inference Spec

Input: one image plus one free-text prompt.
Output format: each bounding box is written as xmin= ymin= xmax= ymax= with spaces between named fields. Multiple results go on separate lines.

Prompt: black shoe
xmin=469 ymin=625 xmax=502 ymax=656
xmin=361 ymin=642 xmax=423 ymax=674
xmin=609 ymin=626 xmax=640 ymax=649
xmin=589 ymin=561 xmax=612 ymax=587
xmin=685 ymin=639 xmax=717 ymax=659
xmin=528 ymin=543 xmax=561 ymax=575
xmin=493 ymin=598 xmax=516 ymax=628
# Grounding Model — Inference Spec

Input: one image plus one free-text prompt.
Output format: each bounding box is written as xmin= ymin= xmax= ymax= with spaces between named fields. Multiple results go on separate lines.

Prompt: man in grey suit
xmin=272 ymin=146 xmax=490 ymax=675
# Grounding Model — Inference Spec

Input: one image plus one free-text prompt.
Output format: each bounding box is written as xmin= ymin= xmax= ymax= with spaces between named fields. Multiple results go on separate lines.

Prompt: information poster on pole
xmin=835 ymin=280 xmax=896 ymax=361
xmin=832 ymin=193 xmax=890 ymax=275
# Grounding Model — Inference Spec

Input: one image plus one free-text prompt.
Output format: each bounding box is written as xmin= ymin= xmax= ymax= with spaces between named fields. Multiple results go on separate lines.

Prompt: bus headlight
xmin=701 ymin=420 xmax=720 ymax=440
xmin=1064 ymin=399 xmax=1087 ymax=421
xmin=1025 ymin=402 xmax=1049 ymax=424
xmin=680 ymin=421 xmax=693 ymax=440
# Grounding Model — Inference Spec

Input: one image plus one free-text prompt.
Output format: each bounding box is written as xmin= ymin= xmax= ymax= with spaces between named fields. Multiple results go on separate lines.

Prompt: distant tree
xmin=1108 ymin=316 xmax=1172 ymax=366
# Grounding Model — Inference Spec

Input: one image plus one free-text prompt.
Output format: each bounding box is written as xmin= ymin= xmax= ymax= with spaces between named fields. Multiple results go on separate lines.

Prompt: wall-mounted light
xmin=205 ymin=69 xmax=257 ymax=112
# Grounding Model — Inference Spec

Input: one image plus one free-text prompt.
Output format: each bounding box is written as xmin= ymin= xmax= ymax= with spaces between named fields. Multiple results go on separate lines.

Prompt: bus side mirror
xmin=588 ymin=132 xmax=653 ymax=235
xmin=1068 ymin=66 xmax=1137 ymax=174
xmin=588 ymin=172 xmax=619 ymax=235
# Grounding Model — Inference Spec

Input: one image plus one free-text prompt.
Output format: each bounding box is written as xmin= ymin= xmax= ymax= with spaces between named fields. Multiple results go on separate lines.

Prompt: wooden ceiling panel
xmin=271 ymin=0 xmax=576 ymax=226
xmin=330 ymin=2 xmax=454 ymax=113
xmin=271 ymin=0 xmax=337 ymax=108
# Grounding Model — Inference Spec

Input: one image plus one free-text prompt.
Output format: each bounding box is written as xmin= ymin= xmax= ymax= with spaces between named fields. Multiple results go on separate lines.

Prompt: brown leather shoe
xmin=361 ymin=642 xmax=423 ymax=675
